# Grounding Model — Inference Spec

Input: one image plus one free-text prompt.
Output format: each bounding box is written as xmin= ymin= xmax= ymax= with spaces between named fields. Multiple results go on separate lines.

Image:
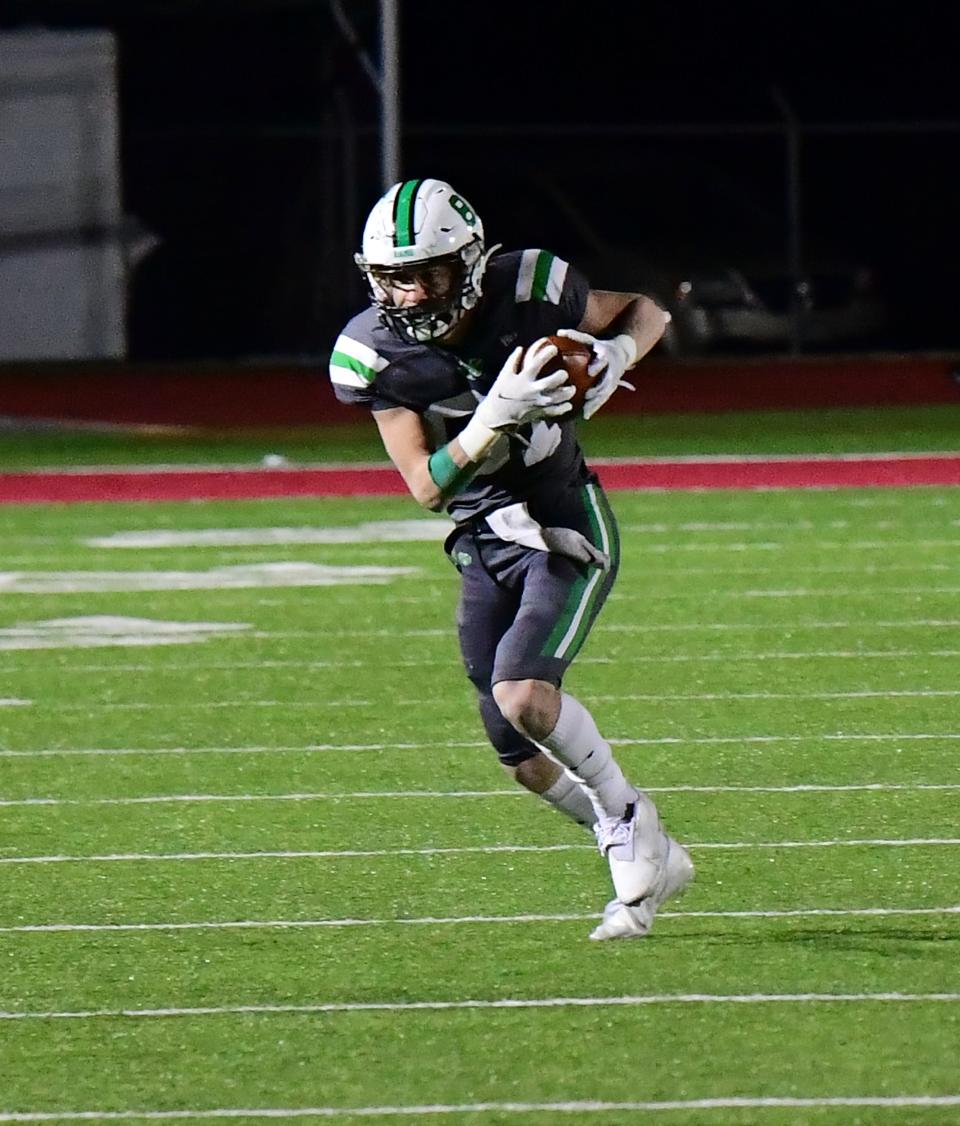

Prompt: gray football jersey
xmin=329 ymin=248 xmax=592 ymax=524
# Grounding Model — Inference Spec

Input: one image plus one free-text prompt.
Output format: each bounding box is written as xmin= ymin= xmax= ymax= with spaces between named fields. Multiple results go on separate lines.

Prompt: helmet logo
xmin=449 ymin=194 xmax=477 ymax=227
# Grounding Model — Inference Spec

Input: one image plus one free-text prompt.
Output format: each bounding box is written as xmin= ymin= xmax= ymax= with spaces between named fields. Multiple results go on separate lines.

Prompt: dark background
xmin=4 ymin=0 xmax=959 ymax=360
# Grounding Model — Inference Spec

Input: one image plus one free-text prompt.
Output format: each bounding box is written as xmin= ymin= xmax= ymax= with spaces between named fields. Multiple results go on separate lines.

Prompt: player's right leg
xmin=590 ymin=836 xmax=695 ymax=941
xmin=447 ymin=526 xmax=596 ymax=829
xmin=488 ymin=543 xmax=676 ymax=909
xmin=496 ymin=678 xmax=669 ymax=907
xmin=484 ymin=479 xmax=691 ymax=919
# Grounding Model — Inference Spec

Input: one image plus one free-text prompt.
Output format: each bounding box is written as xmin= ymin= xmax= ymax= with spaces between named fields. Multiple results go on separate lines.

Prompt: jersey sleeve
xmin=328 ymin=329 xmax=398 ymax=412
xmin=513 ymin=248 xmax=590 ymax=328
xmin=329 ymin=322 xmax=466 ymax=415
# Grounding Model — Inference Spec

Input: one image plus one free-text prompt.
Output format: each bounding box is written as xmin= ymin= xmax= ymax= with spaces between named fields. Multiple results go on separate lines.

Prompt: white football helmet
xmin=355 ymin=178 xmax=494 ymax=343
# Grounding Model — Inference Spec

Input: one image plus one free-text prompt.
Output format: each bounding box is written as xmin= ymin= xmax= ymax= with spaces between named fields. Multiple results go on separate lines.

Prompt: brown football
xmin=536 ymin=334 xmax=596 ymax=414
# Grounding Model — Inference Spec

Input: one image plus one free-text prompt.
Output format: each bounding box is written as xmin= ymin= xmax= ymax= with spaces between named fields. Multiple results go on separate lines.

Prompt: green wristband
xmin=427 ymin=447 xmax=478 ymax=495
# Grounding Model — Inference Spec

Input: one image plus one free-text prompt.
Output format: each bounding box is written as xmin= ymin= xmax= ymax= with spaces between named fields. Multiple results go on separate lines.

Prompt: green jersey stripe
xmin=515 ymin=249 xmax=569 ymax=304
xmin=329 ymin=350 xmax=379 ymax=386
xmin=328 ymin=333 xmax=389 ymax=388
xmin=543 ymin=254 xmax=569 ymax=303
xmin=531 ymin=250 xmax=555 ymax=301
xmin=393 ymin=179 xmax=423 ymax=247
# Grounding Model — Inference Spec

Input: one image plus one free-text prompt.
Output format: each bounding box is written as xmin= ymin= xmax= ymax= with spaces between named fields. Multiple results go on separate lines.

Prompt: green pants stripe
xmin=542 ymin=483 xmax=620 ymax=661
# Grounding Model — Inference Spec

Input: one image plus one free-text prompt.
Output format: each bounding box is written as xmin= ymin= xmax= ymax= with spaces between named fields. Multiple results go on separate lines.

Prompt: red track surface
xmin=2 ymin=354 xmax=958 ymax=425
xmin=2 ymin=455 xmax=959 ymax=504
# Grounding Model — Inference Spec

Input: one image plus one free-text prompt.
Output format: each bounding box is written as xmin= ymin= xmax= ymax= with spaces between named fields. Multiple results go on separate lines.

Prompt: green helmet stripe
xmin=393 ymin=179 xmax=424 ymax=247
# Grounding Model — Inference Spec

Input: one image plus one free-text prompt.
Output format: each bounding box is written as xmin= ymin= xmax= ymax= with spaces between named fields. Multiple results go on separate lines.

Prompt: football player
xmin=329 ymin=177 xmax=692 ymax=939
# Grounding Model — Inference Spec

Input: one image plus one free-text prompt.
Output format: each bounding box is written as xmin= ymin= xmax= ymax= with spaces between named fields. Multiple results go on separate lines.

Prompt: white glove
xmin=478 ymin=339 xmax=575 ymax=429
xmin=557 ymin=329 xmax=637 ymax=420
xmin=457 ymin=339 xmax=574 ymax=460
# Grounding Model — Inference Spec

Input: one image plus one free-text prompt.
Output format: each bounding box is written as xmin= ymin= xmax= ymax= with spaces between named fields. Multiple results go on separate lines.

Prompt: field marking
xmin=264 ymin=619 xmax=960 ymax=637
xmin=2 ymin=1095 xmax=960 ymax=1120
xmin=3 ymin=991 xmax=960 ymax=1024
xmin=3 ymin=782 xmax=959 ymax=810
xmin=4 ymin=732 xmax=960 ymax=759
xmin=0 ymin=699 xmax=30 ymax=707
xmin=652 ymin=563 xmax=958 ymax=575
xmin=2 ymin=838 xmax=959 ymax=866
xmin=397 ymin=584 xmax=960 ymax=603
xmin=74 ymin=517 xmax=960 ymax=549
xmin=2 ymin=648 xmax=959 ymax=675
xmin=3 ymin=558 xmax=955 ymax=577
xmin=2 ymin=905 xmax=957 ymax=935
xmin=592 ymin=689 xmax=960 ymax=702
xmin=0 ymin=616 xmax=252 ymax=652
xmin=46 ymin=688 xmax=960 ymax=711
xmin=623 ymin=539 xmax=960 ymax=554
xmin=84 ymin=519 xmax=451 ymax=549
xmin=614 ymin=586 xmax=960 ymax=598
xmin=0 ymin=562 xmax=418 ymax=594
xmin=0 ymin=740 xmax=490 ymax=758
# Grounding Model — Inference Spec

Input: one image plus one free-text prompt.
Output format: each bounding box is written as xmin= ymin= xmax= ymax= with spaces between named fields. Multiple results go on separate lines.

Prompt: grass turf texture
xmin=0 ymin=409 xmax=959 ymax=1121
xmin=2 ymin=403 xmax=960 ymax=467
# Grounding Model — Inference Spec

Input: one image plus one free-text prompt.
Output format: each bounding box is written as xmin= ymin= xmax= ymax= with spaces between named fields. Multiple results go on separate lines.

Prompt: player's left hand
xmin=557 ymin=329 xmax=638 ymax=420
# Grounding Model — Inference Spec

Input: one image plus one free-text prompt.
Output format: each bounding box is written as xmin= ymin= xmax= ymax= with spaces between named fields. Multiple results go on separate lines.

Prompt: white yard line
xmin=3 ymin=782 xmax=958 ymax=810
xmin=368 ymin=584 xmax=960 ymax=602
xmin=4 ymin=732 xmax=960 ymax=758
xmin=2 ymin=838 xmax=958 ymax=865
xmin=592 ymin=689 xmax=960 ymax=702
xmin=2 ymin=991 xmax=959 ymax=1023
xmin=2 ymin=1096 xmax=960 ymax=1120
xmin=672 ymin=564 xmax=959 ymax=575
xmin=263 ymin=619 xmax=960 ymax=637
xmin=652 ymin=563 xmax=957 ymax=573
xmin=613 ymin=587 xmax=960 ymax=598
xmin=2 ymin=649 xmax=960 ymax=675
xmin=44 ymin=688 xmax=960 ymax=711
xmin=621 ymin=539 xmax=960 ymax=553
xmin=1 ymin=904 xmax=957 ymax=935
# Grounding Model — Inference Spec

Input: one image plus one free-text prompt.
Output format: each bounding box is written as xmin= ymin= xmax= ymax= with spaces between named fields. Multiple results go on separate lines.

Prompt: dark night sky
xmin=4 ymin=0 xmax=959 ymax=358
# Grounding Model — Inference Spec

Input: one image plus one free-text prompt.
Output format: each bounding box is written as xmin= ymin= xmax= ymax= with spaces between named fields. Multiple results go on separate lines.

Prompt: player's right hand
xmin=474 ymin=340 xmax=575 ymax=431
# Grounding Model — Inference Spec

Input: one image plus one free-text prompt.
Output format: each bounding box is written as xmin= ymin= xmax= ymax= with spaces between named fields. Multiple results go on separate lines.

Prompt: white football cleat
xmin=589 ymin=835 xmax=695 ymax=941
xmin=594 ymin=792 xmax=665 ymax=905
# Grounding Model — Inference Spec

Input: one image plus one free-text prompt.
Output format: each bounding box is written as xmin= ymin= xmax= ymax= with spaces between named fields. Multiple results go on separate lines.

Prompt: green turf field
xmin=1 ymin=407 xmax=959 ymax=1122
xmin=4 ymin=402 xmax=960 ymax=466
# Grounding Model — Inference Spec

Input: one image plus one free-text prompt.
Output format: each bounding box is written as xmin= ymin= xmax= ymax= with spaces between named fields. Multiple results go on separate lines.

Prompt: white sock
xmin=538 ymin=692 xmax=637 ymax=823
xmin=539 ymin=771 xmax=596 ymax=829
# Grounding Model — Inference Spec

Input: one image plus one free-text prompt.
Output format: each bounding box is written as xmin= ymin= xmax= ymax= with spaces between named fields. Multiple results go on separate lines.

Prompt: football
xmin=536 ymin=334 xmax=596 ymax=414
